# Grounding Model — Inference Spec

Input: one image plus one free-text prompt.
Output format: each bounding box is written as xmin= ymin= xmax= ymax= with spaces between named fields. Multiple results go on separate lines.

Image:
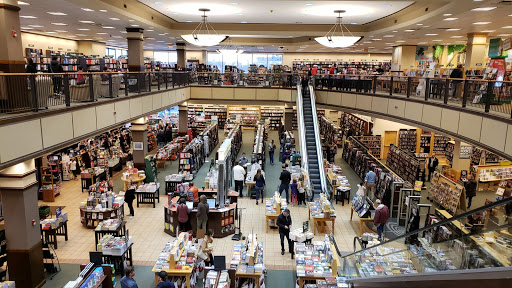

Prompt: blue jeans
xmin=377 ymin=223 xmax=385 ymax=239
xmin=279 ymin=184 xmax=289 ymax=203
xmin=256 ymin=186 xmax=264 ymax=201
xmin=269 ymin=151 xmax=274 ymax=164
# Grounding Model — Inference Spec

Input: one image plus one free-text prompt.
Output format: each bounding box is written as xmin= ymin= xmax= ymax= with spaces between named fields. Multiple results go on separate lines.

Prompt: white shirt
xmin=233 ymin=165 xmax=246 ymax=181
xmin=70 ymin=161 xmax=77 ymax=170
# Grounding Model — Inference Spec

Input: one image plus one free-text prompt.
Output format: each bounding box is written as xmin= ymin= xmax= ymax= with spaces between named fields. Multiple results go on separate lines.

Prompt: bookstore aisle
xmin=40 ymin=130 xmax=362 ymax=287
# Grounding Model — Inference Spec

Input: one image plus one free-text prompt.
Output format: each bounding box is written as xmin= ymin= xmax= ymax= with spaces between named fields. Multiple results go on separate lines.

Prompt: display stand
xmin=94 ymin=220 xmax=127 ymax=248
xmin=40 ymin=167 xmax=61 ymax=202
xmin=264 ymin=192 xmax=286 ymax=232
xmin=135 ymin=182 xmax=160 ymax=208
xmin=295 ymin=235 xmax=339 ymax=288
xmin=232 ymin=233 xmax=265 ymax=288
xmin=428 ymin=171 xmax=467 ymax=214
xmin=307 ymin=194 xmax=336 ymax=235
xmin=40 ymin=220 xmax=68 ymax=249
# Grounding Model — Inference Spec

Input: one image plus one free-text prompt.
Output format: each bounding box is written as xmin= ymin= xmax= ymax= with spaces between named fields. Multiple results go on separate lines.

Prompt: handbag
xmin=197 ymin=249 xmax=208 ymax=260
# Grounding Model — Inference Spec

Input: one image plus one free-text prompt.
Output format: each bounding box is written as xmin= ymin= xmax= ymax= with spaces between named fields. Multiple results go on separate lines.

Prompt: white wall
xmin=22 ymin=32 xmax=78 ymax=55
xmin=282 ymin=52 xmax=391 ymax=66
xmin=372 ymin=118 xmax=416 ymax=137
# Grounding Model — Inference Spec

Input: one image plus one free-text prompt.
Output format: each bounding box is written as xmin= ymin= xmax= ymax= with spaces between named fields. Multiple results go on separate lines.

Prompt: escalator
xmin=296 ymin=79 xmax=327 ymax=196
xmin=339 ymin=197 xmax=512 ymax=287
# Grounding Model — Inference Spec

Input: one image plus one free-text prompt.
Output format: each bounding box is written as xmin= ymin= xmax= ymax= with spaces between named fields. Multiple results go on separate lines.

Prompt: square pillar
xmin=465 ymin=33 xmax=489 ymax=69
xmin=131 ymin=117 xmax=148 ymax=170
xmin=126 ymin=27 xmax=144 ymax=72
xmin=176 ymin=43 xmax=186 ymax=69
xmin=178 ymin=104 xmax=188 ymax=136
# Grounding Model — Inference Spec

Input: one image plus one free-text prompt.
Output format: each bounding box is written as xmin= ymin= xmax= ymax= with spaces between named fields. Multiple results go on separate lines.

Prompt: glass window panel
xmin=223 ymin=53 xmax=237 ymax=70
xmin=169 ymin=52 xmax=177 ymax=65
xmin=253 ymin=54 xmax=268 ymax=68
xmin=153 ymin=51 xmax=169 ymax=63
xmin=267 ymin=54 xmax=283 ymax=68
xmin=207 ymin=53 xmax=223 ymax=72
xmin=237 ymin=54 xmax=252 ymax=72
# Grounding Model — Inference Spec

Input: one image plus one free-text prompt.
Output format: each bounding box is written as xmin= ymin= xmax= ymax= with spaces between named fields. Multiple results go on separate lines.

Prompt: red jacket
xmin=177 ymin=203 xmax=190 ymax=223
xmin=311 ymin=67 xmax=318 ymax=75
xmin=374 ymin=204 xmax=389 ymax=225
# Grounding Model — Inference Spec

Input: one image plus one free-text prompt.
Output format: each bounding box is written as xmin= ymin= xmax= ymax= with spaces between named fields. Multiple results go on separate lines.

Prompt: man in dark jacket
xmin=156 ymin=129 xmax=166 ymax=148
xmin=279 ymin=164 xmax=291 ymax=204
xmin=464 ymin=174 xmax=477 ymax=209
xmin=165 ymin=126 xmax=173 ymax=143
xmin=373 ymin=199 xmax=390 ymax=240
xmin=155 ymin=271 xmax=175 ymax=288
xmin=427 ymin=156 xmax=439 ymax=182
xmin=25 ymin=58 xmax=37 ymax=73
xmin=450 ymin=64 xmax=464 ymax=99
xmin=276 ymin=208 xmax=293 ymax=258
xmin=49 ymin=56 xmax=64 ymax=95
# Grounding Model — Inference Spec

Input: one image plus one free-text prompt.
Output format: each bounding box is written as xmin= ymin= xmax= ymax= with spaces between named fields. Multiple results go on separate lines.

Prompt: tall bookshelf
xmin=356 ymin=135 xmax=382 ymax=159
xmin=419 ymin=133 xmax=432 ymax=154
xmin=433 ymin=135 xmax=450 ymax=155
xmin=398 ymin=129 xmax=417 ymax=153
xmin=228 ymin=106 xmax=260 ymax=128
xmin=260 ymin=107 xmax=283 ymax=130
xmin=204 ymin=106 xmax=227 ymax=129
xmin=40 ymin=167 xmax=61 ymax=202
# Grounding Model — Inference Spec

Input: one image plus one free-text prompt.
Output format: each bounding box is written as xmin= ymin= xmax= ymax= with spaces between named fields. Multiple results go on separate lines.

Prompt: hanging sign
xmin=503 ymin=38 xmax=511 ymax=51
xmin=28 ymin=44 xmax=34 ymax=47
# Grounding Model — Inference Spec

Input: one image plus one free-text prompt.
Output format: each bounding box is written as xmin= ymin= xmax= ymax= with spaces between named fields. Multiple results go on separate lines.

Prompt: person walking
xmin=279 ymin=164 xmax=292 ymax=204
xmin=125 ymin=181 xmax=136 ymax=218
xmin=177 ymin=198 xmax=190 ymax=233
xmin=450 ymin=64 xmax=464 ymax=100
xmin=464 ymin=174 xmax=477 ymax=209
xmin=201 ymin=229 xmax=215 ymax=267
xmin=70 ymin=158 xmax=79 ymax=181
xmin=233 ymin=161 xmax=246 ymax=197
xmin=364 ymin=167 xmax=377 ymax=200
xmin=196 ymin=195 xmax=209 ymax=232
xmin=268 ymin=140 xmax=276 ymax=165
xmin=25 ymin=58 xmax=37 ymax=73
xmin=254 ymin=169 xmax=265 ymax=205
xmin=49 ymin=56 xmax=64 ymax=96
xmin=290 ymin=179 xmax=299 ymax=206
xmin=373 ymin=199 xmax=390 ymax=240
xmin=165 ymin=125 xmax=173 ymax=143
xmin=276 ymin=209 xmax=294 ymax=258
xmin=121 ymin=266 xmax=138 ymax=288
xmin=155 ymin=271 xmax=175 ymax=288
xmin=239 ymin=152 xmax=249 ymax=166
xmin=427 ymin=156 xmax=439 ymax=182
xmin=157 ymin=129 xmax=166 ymax=148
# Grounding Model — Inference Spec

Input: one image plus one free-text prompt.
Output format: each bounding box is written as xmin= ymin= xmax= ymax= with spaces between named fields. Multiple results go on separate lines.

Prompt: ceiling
xmin=16 ymin=0 xmax=512 ymax=54
xmin=138 ymin=0 xmax=414 ymax=25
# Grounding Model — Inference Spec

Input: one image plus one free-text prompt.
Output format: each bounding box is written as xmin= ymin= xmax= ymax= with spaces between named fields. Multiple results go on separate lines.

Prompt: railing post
xmin=124 ymin=73 xmax=129 ymax=96
xmin=89 ymin=73 xmax=95 ymax=102
xmin=172 ymin=73 xmax=175 ymax=88
xmin=63 ymin=74 xmax=70 ymax=106
xmin=389 ymin=76 xmax=394 ymax=96
xmin=462 ymin=80 xmax=468 ymax=108
xmin=425 ymin=78 xmax=430 ymax=101
xmin=165 ymin=72 xmax=168 ymax=89
xmin=138 ymin=73 xmax=141 ymax=93
xmin=148 ymin=72 xmax=152 ymax=92
xmin=157 ymin=72 xmax=161 ymax=91
xmin=444 ymin=78 xmax=450 ymax=104
xmin=29 ymin=74 xmax=38 ymax=112
xmin=406 ymin=77 xmax=412 ymax=98
xmin=108 ymin=73 xmax=113 ymax=98
xmin=372 ymin=76 xmax=377 ymax=94
xmin=485 ymin=81 xmax=493 ymax=112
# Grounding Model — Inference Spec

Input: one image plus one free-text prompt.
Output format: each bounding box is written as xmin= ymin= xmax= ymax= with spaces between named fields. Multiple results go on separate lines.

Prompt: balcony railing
xmin=1 ymin=71 xmax=511 ymax=119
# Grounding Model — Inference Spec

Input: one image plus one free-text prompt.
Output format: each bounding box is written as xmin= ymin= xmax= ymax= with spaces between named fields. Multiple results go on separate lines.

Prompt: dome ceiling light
xmin=217 ymin=39 xmax=244 ymax=55
xmin=315 ymin=10 xmax=361 ymax=48
xmin=181 ymin=8 xmax=227 ymax=47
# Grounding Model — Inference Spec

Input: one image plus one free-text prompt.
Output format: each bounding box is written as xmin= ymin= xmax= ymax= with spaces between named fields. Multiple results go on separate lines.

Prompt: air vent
xmin=499 ymin=0 xmax=512 ymax=3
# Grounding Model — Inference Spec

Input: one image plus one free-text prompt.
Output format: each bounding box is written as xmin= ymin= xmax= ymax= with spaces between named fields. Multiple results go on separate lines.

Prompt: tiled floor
xmin=40 ymin=130 xmax=362 ymax=271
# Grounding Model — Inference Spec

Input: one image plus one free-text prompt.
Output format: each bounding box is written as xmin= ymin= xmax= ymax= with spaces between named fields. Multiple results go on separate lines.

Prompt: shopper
xmin=450 ymin=64 xmax=464 ymax=99
xmin=165 ymin=125 xmax=173 ymax=143
xmin=125 ymin=181 xmax=136 ymax=218
xmin=268 ymin=140 xmax=276 ymax=165
xmin=76 ymin=66 xmax=86 ymax=85
xmin=290 ymin=179 xmax=299 ymax=206
xmin=100 ymin=66 xmax=110 ymax=81
xmin=356 ymin=182 xmax=365 ymax=196
xmin=25 ymin=58 xmax=37 ymax=73
xmin=254 ymin=169 xmax=265 ymax=205
xmin=157 ymin=129 xmax=166 ymax=148
xmin=233 ymin=161 xmax=246 ymax=197
xmin=281 ymin=148 xmax=291 ymax=164
xmin=177 ymin=198 xmax=190 ymax=233
xmin=301 ymin=76 xmax=309 ymax=91
xmin=70 ymin=158 xmax=79 ymax=181
xmin=364 ymin=167 xmax=377 ymax=200
xmin=311 ymin=65 xmax=318 ymax=75
xmin=155 ymin=271 xmax=175 ymax=288
xmin=201 ymin=229 xmax=215 ymax=267
xmin=197 ymin=195 xmax=209 ymax=231
xmin=276 ymin=209 xmax=293 ymax=258
xmin=464 ymin=174 xmax=477 ymax=209
xmin=49 ymin=56 xmax=64 ymax=95
xmin=239 ymin=152 xmax=249 ymax=166
xmin=373 ymin=199 xmax=389 ymax=240
xmin=187 ymin=182 xmax=199 ymax=202
xmin=427 ymin=156 xmax=439 ymax=182
xmin=297 ymin=178 xmax=306 ymax=207
xmin=279 ymin=164 xmax=292 ymax=204
xmin=121 ymin=266 xmax=138 ymax=288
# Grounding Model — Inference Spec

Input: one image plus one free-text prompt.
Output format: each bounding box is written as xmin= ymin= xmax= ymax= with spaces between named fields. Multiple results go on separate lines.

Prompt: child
xmin=297 ymin=179 xmax=306 ymax=207
xmin=290 ymin=178 xmax=299 ymax=206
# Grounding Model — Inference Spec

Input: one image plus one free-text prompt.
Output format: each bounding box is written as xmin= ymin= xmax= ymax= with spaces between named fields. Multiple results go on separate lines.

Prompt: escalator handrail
xmin=341 ymin=196 xmax=512 ymax=259
xmin=296 ymin=84 xmax=311 ymax=194
xmin=308 ymin=82 xmax=328 ymax=195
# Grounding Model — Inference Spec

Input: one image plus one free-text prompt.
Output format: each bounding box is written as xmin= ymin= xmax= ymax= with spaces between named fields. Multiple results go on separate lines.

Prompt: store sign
xmin=48 ymin=46 xmax=53 ymax=49
xmin=58 ymin=48 xmax=63 ymax=51
xmin=476 ymin=63 xmax=482 ymax=66
xmin=67 ymin=49 xmax=71 ymax=51
xmin=28 ymin=44 xmax=34 ymax=47
xmin=503 ymin=38 xmax=511 ymax=51
xmin=133 ymin=142 xmax=143 ymax=150
xmin=488 ymin=38 xmax=503 ymax=58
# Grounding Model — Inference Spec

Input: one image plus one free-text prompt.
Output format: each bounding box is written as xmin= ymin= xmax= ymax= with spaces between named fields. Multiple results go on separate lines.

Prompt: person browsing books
xmin=364 ymin=167 xmax=377 ymax=200
xmin=155 ymin=271 xmax=175 ymax=288
xmin=121 ymin=266 xmax=138 ymax=288
xmin=276 ymin=209 xmax=294 ymax=258
xmin=233 ymin=161 xmax=246 ymax=197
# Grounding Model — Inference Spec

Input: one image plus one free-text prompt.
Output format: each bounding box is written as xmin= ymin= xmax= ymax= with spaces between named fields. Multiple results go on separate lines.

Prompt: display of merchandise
xmin=295 ymin=235 xmax=337 ymax=278
xmin=351 ymin=194 xmax=372 ymax=218
xmin=205 ymin=169 xmax=219 ymax=190
xmin=292 ymin=60 xmax=390 ymax=74
xmin=265 ymin=191 xmax=287 ymax=215
xmin=188 ymin=105 xmax=207 ymax=132
xmin=460 ymin=144 xmax=472 ymax=159
xmin=0 ymin=282 xmax=15 ymax=288
xmin=204 ymin=106 xmax=228 ymax=129
xmin=200 ymin=123 xmax=219 ymax=157
xmin=309 ymin=193 xmax=336 ymax=218
xmin=79 ymin=190 xmax=124 ymax=228
xmin=252 ymin=123 xmax=267 ymax=170
xmin=478 ymin=166 xmax=512 ymax=182
xmin=355 ymin=135 xmax=382 ymax=159
xmin=156 ymin=135 xmax=189 ymax=163
xmin=232 ymin=234 xmax=265 ymax=287
xmin=340 ymin=113 xmax=372 ymax=137
xmin=205 ymin=270 xmax=231 ymax=288
xmin=228 ymin=124 xmax=243 ymax=166
xmin=228 ymin=106 xmax=260 ymax=128
xmin=386 ymin=144 xmax=420 ymax=186
xmin=398 ymin=129 xmax=417 ymax=153
xmin=428 ymin=172 xmax=466 ymax=214
xmin=260 ymin=107 xmax=283 ymax=131
xmin=79 ymin=267 xmax=105 ymax=287
xmin=40 ymin=212 xmax=68 ymax=230
xmin=319 ymin=115 xmax=343 ymax=149
xmin=471 ymin=147 xmax=502 ymax=165
xmin=433 ymin=135 xmax=450 ymax=154
xmin=353 ymin=244 xmax=418 ymax=277
xmin=301 ymin=278 xmax=349 ymax=288
xmin=40 ymin=166 xmax=62 ymax=202
xmin=419 ymin=133 xmax=432 ymax=154
xmin=445 ymin=142 xmax=455 ymax=164
xmin=179 ymin=136 xmax=206 ymax=176
xmin=96 ymin=234 xmax=133 ymax=256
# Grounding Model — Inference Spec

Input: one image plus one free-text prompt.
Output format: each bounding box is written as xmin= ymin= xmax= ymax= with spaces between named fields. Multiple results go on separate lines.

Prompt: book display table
xmin=264 ymin=192 xmax=287 ymax=232
xmin=308 ymin=194 xmax=336 ymax=235
xmin=295 ymin=235 xmax=339 ymax=288
xmin=230 ymin=234 xmax=265 ymax=288
xmin=94 ymin=220 xmax=127 ymax=248
xmin=40 ymin=219 xmax=68 ymax=249
xmin=135 ymin=182 xmax=160 ymax=208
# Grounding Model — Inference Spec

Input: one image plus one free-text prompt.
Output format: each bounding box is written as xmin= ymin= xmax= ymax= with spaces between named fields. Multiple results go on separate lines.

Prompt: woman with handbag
xmin=198 ymin=229 xmax=215 ymax=267
xmin=254 ymin=169 xmax=265 ymax=205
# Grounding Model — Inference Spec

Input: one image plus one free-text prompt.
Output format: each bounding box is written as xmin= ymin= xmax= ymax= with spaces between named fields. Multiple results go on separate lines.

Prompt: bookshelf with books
xmin=104 ymin=57 xmax=118 ymax=71
xmin=419 ymin=133 xmax=432 ymax=154
xmin=433 ymin=135 xmax=451 ymax=155
xmin=228 ymin=106 xmax=260 ymax=128
xmin=398 ymin=129 xmax=417 ymax=153
xmin=204 ymin=106 xmax=227 ymax=129
xmin=386 ymin=144 xmax=420 ymax=186
xmin=40 ymin=167 xmax=61 ymax=202
xmin=260 ymin=107 xmax=283 ymax=131
xmin=318 ymin=115 xmax=342 ymax=148
xmin=80 ymin=57 xmax=103 ymax=72
xmin=295 ymin=235 xmax=339 ymax=287
xmin=428 ymin=171 xmax=466 ymax=214
xmin=471 ymin=147 xmax=502 ymax=165
xmin=340 ymin=113 xmax=372 ymax=137
xmin=445 ymin=141 xmax=455 ymax=164
xmin=188 ymin=105 xmax=206 ymax=133
xmin=355 ymin=135 xmax=382 ymax=159
xmin=232 ymin=233 xmax=265 ymax=288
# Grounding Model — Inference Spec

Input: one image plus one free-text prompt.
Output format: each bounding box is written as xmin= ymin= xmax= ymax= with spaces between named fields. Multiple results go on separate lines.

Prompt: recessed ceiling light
xmin=230 ymin=2 xmax=238 ymax=5
xmin=443 ymin=14 xmax=452 ymax=16
xmin=146 ymin=37 xmax=155 ymax=40
xmin=363 ymin=41 xmax=372 ymax=43
xmin=52 ymin=23 xmax=67 ymax=26
xmin=471 ymin=7 xmax=497 ymax=11
xmin=97 ymin=32 xmax=107 ymax=35
xmin=20 ymin=15 xmax=37 ymax=18
xmin=110 ymin=18 xmax=120 ymax=21
xmin=81 ymin=8 xmax=94 ymax=12
xmin=383 ymin=35 xmax=395 ymax=37
xmin=237 ymin=13 xmax=243 ymax=16
xmin=446 ymin=28 xmax=461 ymax=31
xmin=47 ymin=12 xmax=67 ymax=16
xmin=147 ymin=29 xmax=154 ymax=32
xmin=129 ymin=19 xmax=135 ymax=22
xmin=396 ymin=40 xmax=406 ymax=42
xmin=21 ymin=27 xmax=32 ymax=30
xmin=368 ymin=47 xmax=375 ymax=48
xmin=76 ymin=34 xmax=87 ymax=36
xmin=99 ymin=10 xmax=107 ymax=12
xmin=481 ymin=30 xmax=496 ymax=32
xmin=433 ymin=40 xmax=442 ymax=41
xmin=498 ymin=34 xmax=512 ymax=37
xmin=157 ymin=41 xmax=165 ymax=42
xmin=473 ymin=22 xmax=491 ymax=25
xmin=55 ymin=30 xmax=68 ymax=33
xmin=385 ymin=42 xmax=394 ymax=45
xmin=372 ymin=39 xmax=382 ymax=41
xmin=79 ymin=20 xmax=95 ymax=23
xmin=130 ymin=24 xmax=139 ymax=26
xmin=46 ymin=32 xmax=56 ymax=34
xmin=404 ymin=29 xmax=415 ymax=32
xmin=392 ymin=30 xmax=398 ymax=33
xmin=443 ymin=18 xmax=458 ymax=21
xmin=418 ymin=42 xmax=427 ymax=44
xmin=425 ymin=33 xmax=438 ymax=36
xmin=350 ymin=22 xmax=358 ymax=25
xmin=416 ymin=23 xmax=423 ymax=26
xmin=120 ymin=31 xmax=127 ymax=33
xmin=102 ymin=26 xmax=115 ymax=29
xmin=28 ymin=25 xmax=43 ymax=27
xmin=185 ymin=20 xmax=192 ymax=23
xmin=450 ymin=36 xmax=463 ymax=38
xmin=503 ymin=26 xmax=512 ymax=29
xmin=77 ymin=28 xmax=90 ymax=31
xmin=155 ymin=1 xmax=163 ymax=4
xmin=18 ymin=1 xmax=30 ymax=5
xmin=241 ymin=21 xmax=248 ymax=23
xmin=384 ymin=47 xmax=393 ymax=49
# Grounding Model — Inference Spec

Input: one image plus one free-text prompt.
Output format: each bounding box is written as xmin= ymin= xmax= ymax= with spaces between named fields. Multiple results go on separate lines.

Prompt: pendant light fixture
xmin=315 ymin=10 xmax=361 ymax=48
xmin=217 ymin=39 xmax=244 ymax=55
xmin=181 ymin=8 xmax=227 ymax=47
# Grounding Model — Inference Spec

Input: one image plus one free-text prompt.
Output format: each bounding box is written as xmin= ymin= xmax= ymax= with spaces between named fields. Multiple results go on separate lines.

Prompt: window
xmin=207 ymin=53 xmax=223 ymax=72
xmin=237 ymin=54 xmax=252 ymax=72
xmin=268 ymin=54 xmax=283 ymax=68
xmin=253 ymin=54 xmax=268 ymax=68
xmin=205 ymin=52 xmax=283 ymax=72
xmin=106 ymin=48 xmax=116 ymax=58
xmin=223 ymin=53 xmax=237 ymax=70
xmin=153 ymin=51 xmax=169 ymax=63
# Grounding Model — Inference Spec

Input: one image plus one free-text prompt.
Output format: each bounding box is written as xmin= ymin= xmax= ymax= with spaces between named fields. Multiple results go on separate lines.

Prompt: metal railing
xmin=1 ymin=71 xmax=511 ymax=120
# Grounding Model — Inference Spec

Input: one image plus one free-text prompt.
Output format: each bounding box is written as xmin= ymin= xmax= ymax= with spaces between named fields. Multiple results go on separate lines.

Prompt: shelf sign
xmin=476 ymin=63 xmax=483 ymax=66
xmin=48 ymin=46 xmax=53 ymax=49
xmin=28 ymin=44 xmax=34 ymax=47
xmin=58 ymin=48 xmax=63 ymax=51
xmin=67 ymin=49 xmax=71 ymax=51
